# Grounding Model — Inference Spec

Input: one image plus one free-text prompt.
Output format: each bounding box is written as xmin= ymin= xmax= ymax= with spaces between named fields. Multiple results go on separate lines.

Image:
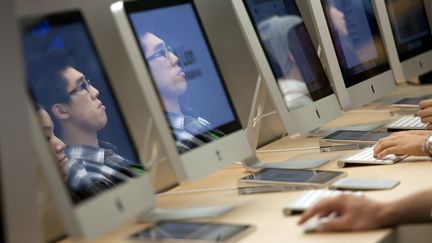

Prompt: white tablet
xmin=331 ymin=178 xmax=400 ymax=190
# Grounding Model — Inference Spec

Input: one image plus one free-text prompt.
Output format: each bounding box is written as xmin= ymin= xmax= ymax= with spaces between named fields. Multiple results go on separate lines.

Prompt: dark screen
xmin=243 ymin=168 xmax=344 ymax=183
xmin=130 ymin=221 xmax=250 ymax=241
xmin=385 ymin=0 xmax=432 ymax=61
xmin=394 ymin=94 xmax=432 ymax=106
xmin=321 ymin=0 xmax=390 ymax=87
xmin=125 ymin=0 xmax=242 ymax=154
xmin=244 ymin=0 xmax=334 ymax=111
xmin=21 ymin=11 xmax=144 ymax=204
xmin=323 ymin=130 xmax=392 ymax=141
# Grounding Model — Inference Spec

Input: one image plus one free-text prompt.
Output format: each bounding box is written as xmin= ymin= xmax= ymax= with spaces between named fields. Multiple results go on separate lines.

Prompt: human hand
xmin=298 ymin=195 xmax=387 ymax=232
xmin=417 ymin=99 xmax=432 ymax=129
xmin=374 ymin=131 xmax=426 ymax=158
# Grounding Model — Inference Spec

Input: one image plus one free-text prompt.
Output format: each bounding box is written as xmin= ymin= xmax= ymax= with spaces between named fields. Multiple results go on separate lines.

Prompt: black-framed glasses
xmin=147 ymin=45 xmax=174 ymax=61
xmin=68 ymin=77 xmax=92 ymax=96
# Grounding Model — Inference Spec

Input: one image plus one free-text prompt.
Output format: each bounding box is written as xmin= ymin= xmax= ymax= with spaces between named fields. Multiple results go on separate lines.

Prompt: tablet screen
xmin=322 ymin=130 xmax=392 ymax=141
xmin=242 ymin=168 xmax=344 ymax=184
xmin=125 ymin=1 xmax=242 ymax=153
xmin=21 ymin=11 xmax=144 ymax=204
xmin=129 ymin=221 xmax=251 ymax=242
xmin=393 ymin=95 xmax=432 ymax=106
xmin=393 ymin=97 xmax=422 ymax=106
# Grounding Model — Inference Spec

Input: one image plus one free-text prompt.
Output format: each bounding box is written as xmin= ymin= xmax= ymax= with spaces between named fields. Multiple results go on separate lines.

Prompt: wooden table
xmin=61 ymin=84 xmax=432 ymax=243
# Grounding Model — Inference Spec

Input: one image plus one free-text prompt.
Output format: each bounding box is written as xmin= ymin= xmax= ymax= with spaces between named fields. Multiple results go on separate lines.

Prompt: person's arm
xmin=298 ymin=190 xmax=432 ymax=232
xmin=387 ymin=189 xmax=432 ymax=225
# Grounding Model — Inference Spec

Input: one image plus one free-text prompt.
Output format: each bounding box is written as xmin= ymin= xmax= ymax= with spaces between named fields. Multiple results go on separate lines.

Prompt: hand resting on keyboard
xmin=338 ymin=147 xmax=406 ymax=167
xmin=374 ymin=130 xmax=430 ymax=158
xmin=417 ymin=99 xmax=432 ymax=128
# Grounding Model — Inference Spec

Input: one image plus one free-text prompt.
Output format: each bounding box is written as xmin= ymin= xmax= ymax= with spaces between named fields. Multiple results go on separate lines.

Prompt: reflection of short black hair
xmin=34 ymin=103 xmax=45 ymax=112
xmin=26 ymin=51 xmax=73 ymax=134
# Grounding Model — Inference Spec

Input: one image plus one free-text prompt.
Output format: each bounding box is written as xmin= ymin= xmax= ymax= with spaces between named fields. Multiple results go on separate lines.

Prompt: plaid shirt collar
xmin=65 ymin=140 xmax=116 ymax=164
xmin=64 ymin=140 xmax=142 ymax=202
xmin=165 ymin=112 xmax=185 ymax=130
xmin=164 ymin=108 xmax=225 ymax=153
xmin=66 ymin=145 xmax=104 ymax=164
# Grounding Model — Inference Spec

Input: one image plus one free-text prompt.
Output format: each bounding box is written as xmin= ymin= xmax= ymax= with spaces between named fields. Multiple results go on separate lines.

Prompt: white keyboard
xmin=283 ymin=189 xmax=363 ymax=215
xmin=338 ymin=147 xmax=407 ymax=168
xmin=385 ymin=116 xmax=427 ymax=130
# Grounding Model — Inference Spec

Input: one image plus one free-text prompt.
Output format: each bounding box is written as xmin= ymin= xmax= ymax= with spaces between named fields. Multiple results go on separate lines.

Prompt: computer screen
xmin=22 ymin=11 xmax=145 ymax=204
xmin=385 ymin=0 xmax=432 ymax=62
xmin=321 ymin=0 xmax=391 ymax=88
xmin=193 ymin=0 xmax=286 ymax=149
xmin=231 ymin=0 xmax=342 ymax=133
xmin=112 ymin=0 xmax=253 ymax=181
xmin=243 ymin=0 xmax=333 ymax=111
xmin=20 ymin=10 xmax=160 ymax=239
xmin=125 ymin=1 xmax=242 ymax=154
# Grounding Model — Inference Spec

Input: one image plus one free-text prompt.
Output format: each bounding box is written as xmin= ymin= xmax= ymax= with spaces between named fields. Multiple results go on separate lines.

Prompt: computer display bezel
xmin=112 ymin=0 xmax=254 ymax=181
xmin=231 ymin=0 xmax=342 ymax=134
xmin=19 ymin=8 xmax=157 ymax=239
xmin=374 ymin=0 xmax=432 ymax=82
xmin=123 ymin=0 xmax=244 ymax=154
xmin=242 ymin=0 xmax=334 ymax=102
xmin=306 ymin=0 xmax=396 ymax=109
xmin=0 ymin=0 xmax=43 ymax=241
xmin=320 ymin=0 xmax=391 ymax=88
xmin=385 ymin=0 xmax=432 ymax=62
xmin=21 ymin=11 xmax=144 ymax=198
xmin=22 ymin=10 xmax=149 ymax=204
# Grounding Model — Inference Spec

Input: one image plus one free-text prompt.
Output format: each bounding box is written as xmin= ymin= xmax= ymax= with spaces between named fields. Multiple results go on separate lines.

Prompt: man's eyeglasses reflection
xmin=67 ymin=77 xmax=92 ymax=96
xmin=147 ymin=44 xmax=175 ymax=61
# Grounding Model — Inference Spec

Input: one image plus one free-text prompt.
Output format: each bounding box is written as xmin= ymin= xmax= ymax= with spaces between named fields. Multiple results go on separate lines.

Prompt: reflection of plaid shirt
xmin=166 ymin=107 xmax=224 ymax=153
xmin=65 ymin=141 xmax=143 ymax=202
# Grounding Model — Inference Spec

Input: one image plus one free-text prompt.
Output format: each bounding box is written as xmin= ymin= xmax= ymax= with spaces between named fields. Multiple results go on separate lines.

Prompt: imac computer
xmin=0 ymin=0 xmax=42 ymax=242
xmin=231 ymin=0 xmax=343 ymax=135
xmin=111 ymin=0 xmax=320 ymax=173
xmin=111 ymin=0 xmax=267 ymax=177
xmin=374 ymin=0 xmax=432 ymax=83
xmin=20 ymin=7 xmax=217 ymax=239
xmin=194 ymin=0 xmax=286 ymax=150
xmin=307 ymin=0 xmax=396 ymax=109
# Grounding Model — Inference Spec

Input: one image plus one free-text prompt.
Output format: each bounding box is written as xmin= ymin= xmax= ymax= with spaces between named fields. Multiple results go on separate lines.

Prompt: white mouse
xmin=303 ymin=212 xmax=338 ymax=233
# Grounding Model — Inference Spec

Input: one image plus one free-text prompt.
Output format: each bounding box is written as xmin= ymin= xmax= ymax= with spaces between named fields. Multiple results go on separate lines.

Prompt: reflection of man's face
xmin=39 ymin=108 xmax=68 ymax=177
xmin=61 ymin=67 xmax=107 ymax=132
xmin=141 ymin=33 xmax=187 ymax=98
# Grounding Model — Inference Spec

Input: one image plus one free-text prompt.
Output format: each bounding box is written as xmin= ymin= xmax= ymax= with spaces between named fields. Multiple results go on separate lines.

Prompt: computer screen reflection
xmin=129 ymin=3 xmax=240 ymax=154
xmin=244 ymin=0 xmax=333 ymax=111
